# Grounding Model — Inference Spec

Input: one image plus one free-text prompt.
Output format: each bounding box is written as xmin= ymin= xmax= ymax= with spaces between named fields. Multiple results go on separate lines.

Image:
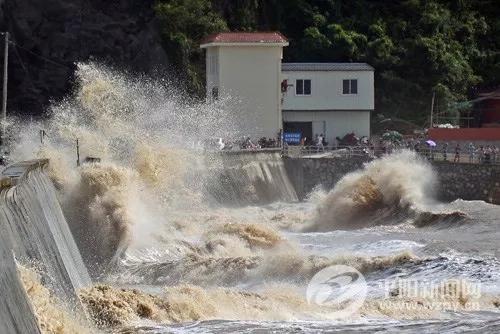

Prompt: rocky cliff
xmin=0 ymin=0 xmax=169 ymax=116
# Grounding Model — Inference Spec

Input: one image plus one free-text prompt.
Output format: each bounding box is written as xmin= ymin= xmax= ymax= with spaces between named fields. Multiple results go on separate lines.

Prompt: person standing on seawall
xmin=454 ymin=144 xmax=461 ymax=162
xmin=468 ymin=142 xmax=475 ymax=163
xmin=442 ymin=143 xmax=448 ymax=161
xmin=316 ymin=134 xmax=324 ymax=152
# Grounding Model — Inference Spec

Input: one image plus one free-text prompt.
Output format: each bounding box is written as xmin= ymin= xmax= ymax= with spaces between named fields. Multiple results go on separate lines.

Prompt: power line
xmin=9 ymin=41 xmax=72 ymax=70
xmin=11 ymin=42 xmax=38 ymax=92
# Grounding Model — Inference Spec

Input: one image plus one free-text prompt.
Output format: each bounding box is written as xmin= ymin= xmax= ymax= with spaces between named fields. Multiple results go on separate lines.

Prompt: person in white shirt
xmin=217 ymin=138 xmax=225 ymax=150
xmin=317 ymin=134 xmax=324 ymax=152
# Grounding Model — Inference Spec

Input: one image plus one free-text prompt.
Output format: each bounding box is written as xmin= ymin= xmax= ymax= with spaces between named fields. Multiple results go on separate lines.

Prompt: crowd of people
xmin=297 ymin=134 xmax=500 ymax=165
xmin=297 ymin=134 xmax=329 ymax=152
xmin=205 ymin=135 xmax=282 ymax=151
xmin=416 ymin=142 xmax=500 ymax=164
xmin=378 ymin=138 xmax=500 ymax=164
xmin=204 ymin=133 xmax=500 ymax=165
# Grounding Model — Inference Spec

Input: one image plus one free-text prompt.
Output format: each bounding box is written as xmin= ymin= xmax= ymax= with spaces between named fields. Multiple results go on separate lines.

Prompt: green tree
xmin=154 ymin=0 xmax=499 ymax=126
xmin=155 ymin=0 xmax=227 ymax=95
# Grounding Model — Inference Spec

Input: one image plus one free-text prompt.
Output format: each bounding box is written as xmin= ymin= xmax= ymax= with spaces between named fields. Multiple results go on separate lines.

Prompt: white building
xmin=200 ymin=32 xmax=288 ymax=139
xmin=281 ymin=63 xmax=374 ymax=146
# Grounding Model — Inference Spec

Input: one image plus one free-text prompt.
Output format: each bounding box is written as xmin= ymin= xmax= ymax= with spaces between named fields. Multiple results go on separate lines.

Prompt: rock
xmin=1 ymin=0 xmax=169 ymax=116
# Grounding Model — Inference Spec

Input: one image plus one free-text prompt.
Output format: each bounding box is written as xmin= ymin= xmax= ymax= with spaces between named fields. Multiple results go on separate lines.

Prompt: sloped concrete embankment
xmin=206 ymin=150 xmax=298 ymax=205
xmin=0 ymin=160 xmax=91 ymax=333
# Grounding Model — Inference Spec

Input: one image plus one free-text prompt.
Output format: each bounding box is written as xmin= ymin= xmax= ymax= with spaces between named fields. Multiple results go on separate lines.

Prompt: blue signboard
xmin=284 ymin=132 xmax=301 ymax=144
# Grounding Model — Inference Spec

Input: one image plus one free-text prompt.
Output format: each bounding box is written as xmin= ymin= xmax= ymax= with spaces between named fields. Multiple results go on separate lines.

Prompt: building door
xmin=284 ymin=122 xmax=312 ymax=144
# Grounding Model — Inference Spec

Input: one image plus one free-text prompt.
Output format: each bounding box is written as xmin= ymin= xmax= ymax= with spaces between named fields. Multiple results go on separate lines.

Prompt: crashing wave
xmin=307 ymin=151 xmax=468 ymax=231
xmin=18 ymin=266 xmax=92 ymax=334
xmin=10 ymin=63 xmax=299 ymax=276
xmin=80 ymin=278 xmax=500 ymax=330
xmin=108 ymin=249 xmax=419 ymax=286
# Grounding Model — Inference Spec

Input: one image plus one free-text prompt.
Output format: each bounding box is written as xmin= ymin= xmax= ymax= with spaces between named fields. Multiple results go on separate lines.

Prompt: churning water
xmin=3 ymin=63 xmax=500 ymax=333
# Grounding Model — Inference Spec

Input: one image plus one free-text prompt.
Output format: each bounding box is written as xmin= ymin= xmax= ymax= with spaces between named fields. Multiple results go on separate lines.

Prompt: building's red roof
xmin=428 ymin=128 xmax=500 ymax=141
xmin=201 ymin=32 xmax=288 ymax=45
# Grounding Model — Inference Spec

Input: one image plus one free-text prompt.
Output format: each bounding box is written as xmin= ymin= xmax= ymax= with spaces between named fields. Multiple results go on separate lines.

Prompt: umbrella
xmin=382 ymin=131 xmax=402 ymax=142
xmin=426 ymin=140 xmax=436 ymax=147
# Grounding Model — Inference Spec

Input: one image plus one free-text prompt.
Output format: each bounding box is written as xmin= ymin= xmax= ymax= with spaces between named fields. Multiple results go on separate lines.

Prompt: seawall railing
xmin=282 ymin=145 xmax=500 ymax=165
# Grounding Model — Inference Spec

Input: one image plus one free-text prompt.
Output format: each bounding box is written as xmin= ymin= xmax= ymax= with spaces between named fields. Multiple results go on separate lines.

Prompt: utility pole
xmin=76 ymin=139 xmax=80 ymax=167
xmin=430 ymin=91 xmax=435 ymax=129
xmin=1 ymin=32 xmax=8 ymax=148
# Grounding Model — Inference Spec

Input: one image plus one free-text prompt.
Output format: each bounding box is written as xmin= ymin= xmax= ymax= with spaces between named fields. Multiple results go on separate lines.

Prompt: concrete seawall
xmin=205 ymin=149 xmax=297 ymax=205
xmin=0 ymin=160 xmax=91 ymax=333
xmin=432 ymin=161 xmax=500 ymax=203
xmin=284 ymin=156 xmax=500 ymax=204
xmin=283 ymin=156 xmax=371 ymax=200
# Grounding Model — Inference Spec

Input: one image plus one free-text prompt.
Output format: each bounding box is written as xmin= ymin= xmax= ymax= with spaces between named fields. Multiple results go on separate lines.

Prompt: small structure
xmin=473 ymin=88 xmax=500 ymax=128
xmin=281 ymin=63 xmax=374 ymax=146
xmin=200 ymin=32 xmax=288 ymax=139
xmin=429 ymin=88 xmax=500 ymax=145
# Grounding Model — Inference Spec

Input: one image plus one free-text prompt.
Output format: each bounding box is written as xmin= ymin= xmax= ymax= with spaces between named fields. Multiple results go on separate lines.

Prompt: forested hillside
xmin=1 ymin=0 xmax=168 ymax=116
xmin=1 ymin=0 xmax=498 ymax=124
xmin=156 ymin=0 xmax=500 ymax=125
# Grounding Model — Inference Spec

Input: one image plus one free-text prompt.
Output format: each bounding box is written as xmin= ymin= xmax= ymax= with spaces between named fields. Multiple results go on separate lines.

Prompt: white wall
xmin=206 ymin=47 xmax=219 ymax=98
xmin=206 ymin=45 xmax=283 ymax=139
xmin=283 ymin=110 xmax=370 ymax=145
xmin=282 ymin=70 xmax=374 ymax=111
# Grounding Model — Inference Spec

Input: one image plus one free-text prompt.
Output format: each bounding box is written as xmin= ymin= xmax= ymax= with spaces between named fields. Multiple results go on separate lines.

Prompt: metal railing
xmin=282 ymin=145 xmax=379 ymax=158
xmin=282 ymin=145 xmax=500 ymax=165
xmin=417 ymin=150 xmax=500 ymax=165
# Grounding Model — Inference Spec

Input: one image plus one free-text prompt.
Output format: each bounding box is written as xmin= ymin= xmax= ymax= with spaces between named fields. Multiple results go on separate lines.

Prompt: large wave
xmin=79 ymin=278 xmax=500 ymax=329
xmin=306 ymin=151 xmax=467 ymax=231
xmin=18 ymin=266 xmax=92 ymax=333
xmin=7 ymin=63 xmax=483 ymax=333
xmin=9 ymin=63 xmax=257 ymax=275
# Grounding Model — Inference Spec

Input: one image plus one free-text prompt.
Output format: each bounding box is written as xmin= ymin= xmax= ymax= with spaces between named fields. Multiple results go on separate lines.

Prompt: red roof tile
xmin=201 ymin=32 xmax=288 ymax=45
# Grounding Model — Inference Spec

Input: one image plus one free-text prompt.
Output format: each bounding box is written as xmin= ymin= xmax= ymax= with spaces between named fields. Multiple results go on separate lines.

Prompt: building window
xmin=342 ymin=79 xmax=358 ymax=94
xmin=296 ymin=79 xmax=311 ymax=95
